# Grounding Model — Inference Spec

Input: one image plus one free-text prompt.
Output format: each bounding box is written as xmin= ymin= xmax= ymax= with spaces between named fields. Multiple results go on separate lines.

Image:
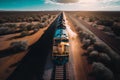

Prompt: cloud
xmin=50 ymin=0 xmax=79 ymax=3
xmin=45 ymin=0 xmax=120 ymax=11
xmin=45 ymin=0 xmax=80 ymax=5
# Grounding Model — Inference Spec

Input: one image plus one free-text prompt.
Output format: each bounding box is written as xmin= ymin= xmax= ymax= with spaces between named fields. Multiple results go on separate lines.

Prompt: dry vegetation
xmin=66 ymin=11 xmax=120 ymax=80
xmin=0 ymin=11 xmax=59 ymax=80
xmin=71 ymin=11 xmax=120 ymax=38
xmin=0 ymin=11 xmax=58 ymax=50
xmin=75 ymin=26 xmax=120 ymax=80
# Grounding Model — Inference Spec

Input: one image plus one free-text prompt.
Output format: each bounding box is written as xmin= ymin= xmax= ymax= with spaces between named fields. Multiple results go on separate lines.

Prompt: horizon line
xmin=0 ymin=10 xmax=120 ymax=12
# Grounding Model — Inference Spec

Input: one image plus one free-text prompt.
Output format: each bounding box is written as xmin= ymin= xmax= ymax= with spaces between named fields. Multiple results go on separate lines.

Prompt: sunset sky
xmin=0 ymin=0 xmax=120 ymax=11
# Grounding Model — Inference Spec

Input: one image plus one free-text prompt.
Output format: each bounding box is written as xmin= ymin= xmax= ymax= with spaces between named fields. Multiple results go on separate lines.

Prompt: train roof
xmin=57 ymin=24 xmax=66 ymax=29
xmin=54 ymin=29 xmax=68 ymax=39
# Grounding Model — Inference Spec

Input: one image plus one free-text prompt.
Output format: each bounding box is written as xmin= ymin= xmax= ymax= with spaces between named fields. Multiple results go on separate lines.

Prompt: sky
xmin=0 ymin=0 xmax=120 ymax=11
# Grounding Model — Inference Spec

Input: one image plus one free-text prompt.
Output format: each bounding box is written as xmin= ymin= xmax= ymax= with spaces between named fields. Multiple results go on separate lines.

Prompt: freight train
xmin=52 ymin=13 xmax=69 ymax=65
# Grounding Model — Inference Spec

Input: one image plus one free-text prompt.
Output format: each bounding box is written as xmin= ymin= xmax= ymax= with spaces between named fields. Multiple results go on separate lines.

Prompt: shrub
xmin=87 ymin=46 xmax=94 ymax=54
xmin=88 ymin=50 xmax=99 ymax=63
xmin=39 ymin=23 xmax=45 ymax=28
xmin=20 ymin=31 xmax=29 ymax=37
xmin=111 ymin=24 xmax=120 ymax=36
xmin=104 ymin=20 xmax=114 ymax=26
xmin=112 ymin=56 xmax=120 ymax=73
xmin=33 ymin=16 xmax=40 ymax=21
xmin=89 ymin=51 xmax=99 ymax=57
xmin=48 ymin=14 xmax=52 ymax=19
xmin=41 ymin=17 xmax=47 ymax=23
xmin=0 ymin=19 xmax=5 ymax=23
xmin=33 ymin=28 xmax=39 ymax=33
xmin=0 ymin=26 xmax=16 ymax=35
xmin=103 ymin=27 xmax=112 ymax=32
xmin=82 ymin=39 xmax=91 ymax=49
xmin=91 ymin=62 xmax=114 ymax=80
xmin=27 ymin=17 xmax=33 ymax=22
xmin=93 ymin=24 xmax=98 ymax=27
xmin=78 ymin=30 xmax=96 ymax=44
xmin=93 ymin=42 xmax=108 ymax=52
xmin=82 ymin=17 xmax=85 ymax=20
xmin=96 ymin=20 xmax=103 ymax=25
xmin=88 ymin=17 xmax=95 ymax=22
xmin=19 ymin=24 xmax=27 ymax=30
xmin=0 ymin=27 xmax=9 ymax=34
xmin=26 ymin=24 xmax=34 ymax=30
xmin=98 ymin=53 xmax=111 ymax=65
xmin=10 ymin=41 xmax=28 ymax=52
xmin=82 ymin=46 xmax=95 ymax=56
xmin=47 ymin=20 xmax=50 ymax=24
xmin=78 ymin=31 xmax=88 ymax=41
xmin=7 ymin=24 xmax=17 ymax=28
xmin=97 ymin=19 xmax=114 ymax=26
xmin=89 ymin=36 xmax=96 ymax=44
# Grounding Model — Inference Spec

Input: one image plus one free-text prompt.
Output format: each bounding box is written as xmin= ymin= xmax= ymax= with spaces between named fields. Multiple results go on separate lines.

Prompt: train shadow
xmin=7 ymin=17 xmax=58 ymax=80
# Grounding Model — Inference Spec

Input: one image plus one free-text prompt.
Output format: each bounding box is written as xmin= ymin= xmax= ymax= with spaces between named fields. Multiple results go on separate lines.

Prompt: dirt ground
xmin=66 ymin=14 xmax=94 ymax=80
xmin=0 ymin=28 xmax=48 ymax=80
xmin=0 ymin=16 xmax=57 ymax=80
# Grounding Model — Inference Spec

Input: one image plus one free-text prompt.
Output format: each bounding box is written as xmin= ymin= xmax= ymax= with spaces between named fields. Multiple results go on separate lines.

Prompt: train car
xmin=57 ymin=23 xmax=66 ymax=29
xmin=56 ymin=16 xmax=66 ymax=29
xmin=52 ymin=28 xmax=69 ymax=65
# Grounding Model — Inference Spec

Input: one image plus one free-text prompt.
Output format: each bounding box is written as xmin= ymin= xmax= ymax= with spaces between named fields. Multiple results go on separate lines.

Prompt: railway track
xmin=51 ymin=63 xmax=69 ymax=80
